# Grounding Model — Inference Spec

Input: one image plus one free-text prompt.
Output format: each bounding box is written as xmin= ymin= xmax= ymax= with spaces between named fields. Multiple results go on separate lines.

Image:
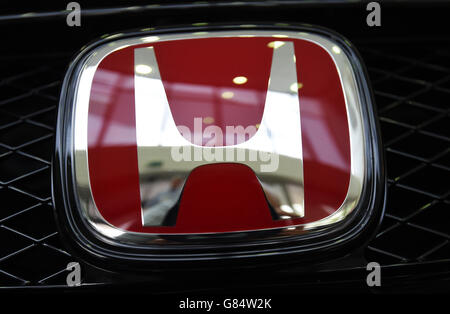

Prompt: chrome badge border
xmin=53 ymin=24 xmax=385 ymax=265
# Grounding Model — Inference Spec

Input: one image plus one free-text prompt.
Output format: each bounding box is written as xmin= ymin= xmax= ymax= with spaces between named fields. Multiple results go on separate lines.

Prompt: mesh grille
xmin=359 ymin=43 xmax=450 ymax=264
xmin=0 ymin=42 xmax=449 ymax=287
xmin=0 ymin=55 xmax=75 ymax=286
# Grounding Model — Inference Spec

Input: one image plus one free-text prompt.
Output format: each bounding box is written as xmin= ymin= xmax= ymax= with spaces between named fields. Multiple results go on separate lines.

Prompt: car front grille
xmin=0 ymin=5 xmax=449 ymax=289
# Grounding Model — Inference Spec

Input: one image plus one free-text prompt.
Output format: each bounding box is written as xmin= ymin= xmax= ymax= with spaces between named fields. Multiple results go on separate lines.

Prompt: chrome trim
xmin=71 ymin=30 xmax=366 ymax=244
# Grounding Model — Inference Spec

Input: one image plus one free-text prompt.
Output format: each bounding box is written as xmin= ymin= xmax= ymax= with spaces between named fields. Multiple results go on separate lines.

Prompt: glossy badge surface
xmin=54 ymin=25 xmax=384 ymax=264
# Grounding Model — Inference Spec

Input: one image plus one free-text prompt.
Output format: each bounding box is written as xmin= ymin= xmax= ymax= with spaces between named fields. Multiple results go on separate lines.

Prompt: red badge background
xmin=86 ymin=37 xmax=351 ymax=233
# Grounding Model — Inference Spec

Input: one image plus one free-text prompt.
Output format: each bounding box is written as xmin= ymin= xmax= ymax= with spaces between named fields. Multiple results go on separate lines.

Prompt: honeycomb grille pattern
xmin=0 ymin=43 xmax=449 ymax=287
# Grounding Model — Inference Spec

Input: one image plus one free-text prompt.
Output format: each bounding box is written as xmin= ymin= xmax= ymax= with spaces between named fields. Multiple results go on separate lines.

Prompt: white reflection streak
xmin=134 ymin=47 xmax=189 ymax=148
xmin=236 ymin=42 xmax=303 ymax=161
xmin=74 ymin=66 xmax=96 ymax=153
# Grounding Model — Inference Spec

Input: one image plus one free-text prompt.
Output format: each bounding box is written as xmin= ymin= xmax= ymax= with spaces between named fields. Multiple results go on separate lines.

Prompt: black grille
xmin=0 ymin=36 xmax=449 ymax=288
xmin=359 ymin=43 xmax=450 ymax=264
xmin=0 ymin=55 xmax=75 ymax=286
